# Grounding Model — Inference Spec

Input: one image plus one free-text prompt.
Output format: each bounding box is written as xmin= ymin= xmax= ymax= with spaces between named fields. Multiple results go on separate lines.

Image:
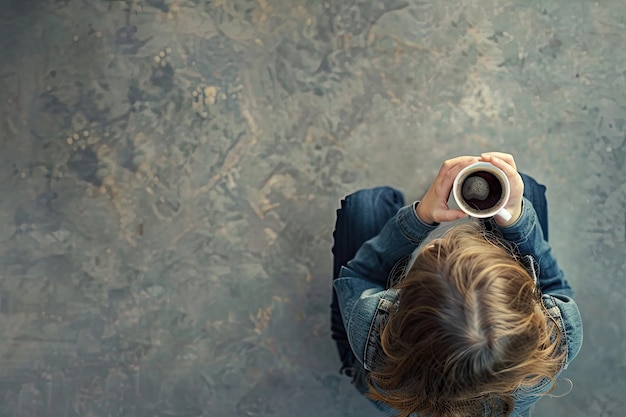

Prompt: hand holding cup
xmin=415 ymin=156 xmax=480 ymax=225
xmin=416 ymin=153 xmax=524 ymax=226
xmin=476 ymin=152 xmax=524 ymax=226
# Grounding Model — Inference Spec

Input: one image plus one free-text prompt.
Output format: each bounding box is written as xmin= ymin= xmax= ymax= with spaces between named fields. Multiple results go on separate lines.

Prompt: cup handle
xmin=496 ymin=208 xmax=512 ymax=222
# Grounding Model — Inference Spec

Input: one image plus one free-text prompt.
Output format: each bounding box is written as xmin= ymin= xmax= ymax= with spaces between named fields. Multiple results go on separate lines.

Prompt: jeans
xmin=330 ymin=173 xmax=549 ymax=407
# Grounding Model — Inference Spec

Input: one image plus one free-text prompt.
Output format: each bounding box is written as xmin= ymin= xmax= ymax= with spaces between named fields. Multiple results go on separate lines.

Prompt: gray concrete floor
xmin=0 ymin=0 xmax=624 ymax=416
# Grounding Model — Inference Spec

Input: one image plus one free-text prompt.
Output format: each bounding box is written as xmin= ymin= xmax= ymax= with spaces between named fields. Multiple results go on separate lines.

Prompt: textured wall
xmin=0 ymin=0 xmax=624 ymax=416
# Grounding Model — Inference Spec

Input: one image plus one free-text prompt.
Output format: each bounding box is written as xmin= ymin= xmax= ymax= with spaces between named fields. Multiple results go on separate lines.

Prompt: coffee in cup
xmin=452 ymin=162 xmax=512 ymax=221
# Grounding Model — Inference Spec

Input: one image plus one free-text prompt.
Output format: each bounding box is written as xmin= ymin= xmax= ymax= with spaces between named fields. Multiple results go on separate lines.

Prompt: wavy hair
xmin=366 ymin=221 xmax=565 ymax=417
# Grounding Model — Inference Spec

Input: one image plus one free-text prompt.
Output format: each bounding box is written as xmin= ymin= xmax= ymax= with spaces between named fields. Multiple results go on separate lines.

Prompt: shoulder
xmin=333 ymin=276 xmax=396 ymax=369
xmin=512 ymin=294 xmax=583 ymax=413
xmin=542 ymin=293 xmax=583 ymax=365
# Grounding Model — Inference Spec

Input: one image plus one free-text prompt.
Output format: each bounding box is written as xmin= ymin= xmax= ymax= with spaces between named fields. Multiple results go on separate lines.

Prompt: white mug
xmin=452 ymin=162 xmax=512 ymax=221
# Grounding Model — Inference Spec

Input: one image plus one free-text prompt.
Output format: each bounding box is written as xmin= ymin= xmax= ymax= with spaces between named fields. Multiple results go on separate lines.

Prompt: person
xmin=330 ymin=152 xmax=583 ymax=417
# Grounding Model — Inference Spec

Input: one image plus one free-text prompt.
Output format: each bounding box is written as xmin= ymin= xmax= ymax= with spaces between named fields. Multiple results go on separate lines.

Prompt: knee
xmin=345 ymin=186 xmax=404 ymax=207
xmin=519 ymin=173 xmax=546 ymax=190
xmin=375 ymin=186 xmax=405 ymax=209
xmin=519 ymin=172 xmax=548 ymax=204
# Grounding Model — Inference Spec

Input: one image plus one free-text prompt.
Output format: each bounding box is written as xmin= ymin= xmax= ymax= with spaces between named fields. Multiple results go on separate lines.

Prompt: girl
xmin=330 ymin=152 xmax=582 ymax=417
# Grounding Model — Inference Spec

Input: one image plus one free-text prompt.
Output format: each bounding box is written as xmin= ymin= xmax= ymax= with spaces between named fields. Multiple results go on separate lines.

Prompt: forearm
xmin=494 ymin=198 xmax=573 ymax=297
xmin=340 ymin=202 xmax=438 ymax=286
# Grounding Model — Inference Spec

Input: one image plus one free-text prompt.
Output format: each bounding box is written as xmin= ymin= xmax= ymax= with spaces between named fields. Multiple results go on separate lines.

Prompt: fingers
xmin=426 ymin=155 xmax=503 ymax=224
xmin=480 ymin=153 xmax=518 ymax=177
xmin=480 ymin=152 xmax=517 ymax=170
xmin=436 ymin=156 xmax=480 ymax=190
xmin=436 ymin=162 xmax=465 ymax=197
xmin=432 ymin=156 xmax=480 ymax=201
xmin=441 ymin=156 xmax=481 ymax=173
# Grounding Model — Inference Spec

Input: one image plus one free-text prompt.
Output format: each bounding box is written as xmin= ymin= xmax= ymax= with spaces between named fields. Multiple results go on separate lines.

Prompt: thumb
xmin=438 ymin=209 xmax=468 ymax=223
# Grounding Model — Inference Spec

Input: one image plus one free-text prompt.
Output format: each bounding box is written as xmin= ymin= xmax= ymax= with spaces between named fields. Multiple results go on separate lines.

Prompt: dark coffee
xmin=460 ymin=171 xmax=503 ymax=212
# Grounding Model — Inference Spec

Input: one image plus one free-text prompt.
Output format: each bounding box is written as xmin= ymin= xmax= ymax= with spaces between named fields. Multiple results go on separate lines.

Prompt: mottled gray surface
xmin=0 ymin=0 xmax=624 ymax=416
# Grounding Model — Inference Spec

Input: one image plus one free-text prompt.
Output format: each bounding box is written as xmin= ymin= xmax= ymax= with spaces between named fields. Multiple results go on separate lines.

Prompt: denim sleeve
xmin=494 ymin=197 xmax=574 ymax=297
xmin=512 ymin=294 xmax=583 ymax=414
xmin=338 ymin=202 xmax=439 ymax=285
xmin=332 ymin=277 xmax=386 ymax=365
xmin=333 ymin=202 xmax=437 ymax=365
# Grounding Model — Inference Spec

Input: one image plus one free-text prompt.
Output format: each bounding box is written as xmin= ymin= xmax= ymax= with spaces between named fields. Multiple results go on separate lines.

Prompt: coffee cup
xmin=452 ymin=162 xmax=512 ymax=221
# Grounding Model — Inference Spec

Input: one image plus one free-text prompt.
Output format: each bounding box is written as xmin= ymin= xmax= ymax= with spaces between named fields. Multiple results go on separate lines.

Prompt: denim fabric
xmin=330 ymin=175 xmax=583 ymax=416
xmin=330 ymin=186 xmax=406 ymax=377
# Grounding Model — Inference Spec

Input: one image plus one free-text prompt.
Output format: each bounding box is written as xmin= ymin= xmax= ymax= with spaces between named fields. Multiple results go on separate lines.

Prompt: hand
xmin=478 ymin=152 xmax=524 ymax=226
xmin=416 ymin=155 xmax=481 ymax=225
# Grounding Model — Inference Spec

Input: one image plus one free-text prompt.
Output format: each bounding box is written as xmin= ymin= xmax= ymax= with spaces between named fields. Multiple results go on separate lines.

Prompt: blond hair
xmin=366 ymin=222 xmax=565 ymax=417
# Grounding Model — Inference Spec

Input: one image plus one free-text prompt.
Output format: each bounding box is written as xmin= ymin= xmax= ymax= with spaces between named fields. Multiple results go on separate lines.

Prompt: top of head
xmin=366 ymin=222 xmax=564 ymax=417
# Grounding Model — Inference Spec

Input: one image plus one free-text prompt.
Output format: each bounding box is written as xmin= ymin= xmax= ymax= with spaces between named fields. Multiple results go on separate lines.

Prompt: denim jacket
xmin=333 ymin=198 xmax=583 ymax=416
